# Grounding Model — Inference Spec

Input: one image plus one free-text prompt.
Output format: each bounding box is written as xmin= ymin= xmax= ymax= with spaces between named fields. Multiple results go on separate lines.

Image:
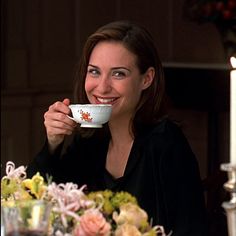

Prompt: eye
xmin=112 ymin=70 xmax=126 ymax=79
xmin=87 ymin=68 xmax=100 ymax=77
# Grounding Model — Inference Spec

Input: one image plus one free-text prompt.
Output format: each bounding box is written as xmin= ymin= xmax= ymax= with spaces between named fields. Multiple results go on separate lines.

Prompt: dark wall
xmin=1 ymin=1 xmax=231 ymax=235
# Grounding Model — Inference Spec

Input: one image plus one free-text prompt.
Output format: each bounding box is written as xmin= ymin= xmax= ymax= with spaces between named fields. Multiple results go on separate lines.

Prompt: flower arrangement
xmin=183 ymin=0 xmax=236 ymax=24
xmin=1 ymin=162 xmax=166 ymax=236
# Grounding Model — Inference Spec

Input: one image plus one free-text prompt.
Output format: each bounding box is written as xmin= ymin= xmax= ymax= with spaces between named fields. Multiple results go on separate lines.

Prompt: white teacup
xmin=68 ymin=104 xmax=112 ymax=128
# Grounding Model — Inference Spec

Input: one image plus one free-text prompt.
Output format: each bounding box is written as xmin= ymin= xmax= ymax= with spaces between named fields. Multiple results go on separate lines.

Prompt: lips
xmin=95 ymin=96 xmax=117 ymax=104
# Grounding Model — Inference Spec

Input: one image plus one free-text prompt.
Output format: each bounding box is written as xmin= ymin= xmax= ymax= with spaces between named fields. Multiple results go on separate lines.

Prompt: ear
xmin=141 ymin=67 xmax=155 ymax=90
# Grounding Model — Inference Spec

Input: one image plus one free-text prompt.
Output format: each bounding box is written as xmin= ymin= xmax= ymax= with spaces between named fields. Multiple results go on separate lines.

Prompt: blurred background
xmin=1 ymin=0 xmax=235 ymax=235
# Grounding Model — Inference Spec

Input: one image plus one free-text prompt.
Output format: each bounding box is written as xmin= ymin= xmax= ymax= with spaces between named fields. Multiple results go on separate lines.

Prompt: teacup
xmin=68 ymin=104 xmax=112 ymax=128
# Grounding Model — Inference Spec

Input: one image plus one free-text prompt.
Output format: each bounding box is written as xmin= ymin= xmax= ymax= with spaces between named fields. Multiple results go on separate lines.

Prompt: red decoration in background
xmin=183 ymin=0 xmax=236 ymax=59
xmin=183 ymin=0 xmax=236 ymax=23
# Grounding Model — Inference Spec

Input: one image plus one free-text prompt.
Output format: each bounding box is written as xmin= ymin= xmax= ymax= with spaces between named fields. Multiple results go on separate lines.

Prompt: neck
xmin=106 ymin=118 xmax=134 ymax=178
xmin=108 ymin=117 xmax=134 ymax=146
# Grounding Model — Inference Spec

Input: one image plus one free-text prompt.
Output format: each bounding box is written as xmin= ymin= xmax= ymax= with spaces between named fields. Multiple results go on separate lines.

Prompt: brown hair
xmin=73 ymin=20 xmax=166 ymax=137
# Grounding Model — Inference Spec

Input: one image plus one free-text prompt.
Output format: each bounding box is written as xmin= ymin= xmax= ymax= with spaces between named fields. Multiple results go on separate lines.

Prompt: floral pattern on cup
xmin=80 ymin=110 xmax=93 ymax=122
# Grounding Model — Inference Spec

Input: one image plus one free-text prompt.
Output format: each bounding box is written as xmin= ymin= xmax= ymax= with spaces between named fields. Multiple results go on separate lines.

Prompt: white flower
xmin=113 ymin=203 xmax=148 ymax=228
xmin=114 ymin=223 xmax=142 ymax=236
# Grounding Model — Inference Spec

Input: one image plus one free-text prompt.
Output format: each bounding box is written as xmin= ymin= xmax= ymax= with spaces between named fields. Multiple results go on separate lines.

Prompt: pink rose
xmin=74 ymin=209 xmax=111 ymax=236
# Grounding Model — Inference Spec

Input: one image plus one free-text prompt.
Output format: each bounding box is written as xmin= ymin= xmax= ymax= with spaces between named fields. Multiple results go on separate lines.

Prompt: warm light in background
xmin=230 ymin=56 xmax=236 ymax=68
xmin=230 ymin=56 xmax=236 ymax=165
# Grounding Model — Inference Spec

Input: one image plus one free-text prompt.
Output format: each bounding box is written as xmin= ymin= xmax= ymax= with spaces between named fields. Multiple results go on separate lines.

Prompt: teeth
xmin=97 ymin=97 xmax=115 ymax=103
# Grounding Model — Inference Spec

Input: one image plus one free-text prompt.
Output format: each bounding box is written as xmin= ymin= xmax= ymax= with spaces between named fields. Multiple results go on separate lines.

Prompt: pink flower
xmin=74 ymin=209 xmax=111 ymax=236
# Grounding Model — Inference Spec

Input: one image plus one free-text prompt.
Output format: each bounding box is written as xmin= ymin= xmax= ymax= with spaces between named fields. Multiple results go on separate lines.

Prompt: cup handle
xmin=66 ymin=115 xmax=78 ymax=123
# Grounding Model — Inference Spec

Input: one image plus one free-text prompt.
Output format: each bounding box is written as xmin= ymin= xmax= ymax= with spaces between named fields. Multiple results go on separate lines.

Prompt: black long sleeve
xmin=27 ymin=119 xmax=208 ymax=235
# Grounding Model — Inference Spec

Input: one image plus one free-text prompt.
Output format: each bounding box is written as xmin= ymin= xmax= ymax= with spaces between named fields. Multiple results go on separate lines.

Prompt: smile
xmin=95 ymin=96 xmax=116 ymax=104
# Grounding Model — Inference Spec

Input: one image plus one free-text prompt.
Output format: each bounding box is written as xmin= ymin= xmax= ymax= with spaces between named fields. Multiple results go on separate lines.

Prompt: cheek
xmin=85 ymin=78 xmax=95 ymax=94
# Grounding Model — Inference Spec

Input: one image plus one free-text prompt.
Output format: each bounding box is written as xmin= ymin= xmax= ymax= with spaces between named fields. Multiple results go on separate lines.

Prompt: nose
xmin=96 ymin=75 xmax=112 ymax=94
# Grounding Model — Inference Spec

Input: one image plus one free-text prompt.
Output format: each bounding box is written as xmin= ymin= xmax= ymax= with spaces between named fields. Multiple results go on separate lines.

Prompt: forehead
xmin=89 ymin=41 xmax=137 ymax=67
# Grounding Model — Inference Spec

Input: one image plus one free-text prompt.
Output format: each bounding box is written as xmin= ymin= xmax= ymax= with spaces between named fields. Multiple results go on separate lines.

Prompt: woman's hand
xmin=44 ymin=98 xmax=77 ymax=153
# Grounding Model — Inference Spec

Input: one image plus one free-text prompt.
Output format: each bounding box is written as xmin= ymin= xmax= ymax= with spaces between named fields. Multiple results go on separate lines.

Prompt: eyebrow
xmin=88 ymin=64 xmax=131 ymax=72
xmin=88 ymin=64 xmax=99 ymax=69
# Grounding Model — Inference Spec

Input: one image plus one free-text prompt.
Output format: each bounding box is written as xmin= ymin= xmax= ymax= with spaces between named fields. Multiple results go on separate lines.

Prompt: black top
xmin=27 ymin=119 xmax=208 ymax=236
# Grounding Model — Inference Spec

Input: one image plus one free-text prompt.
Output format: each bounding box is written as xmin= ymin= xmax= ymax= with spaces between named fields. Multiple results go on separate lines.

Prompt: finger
xmin=45 ymin=119 xmax=75 ymax=136
xmin=44 ymin=114 xmax=77 ymax=132
xmin=46 ymin=126 xmax=73 ymax=136
xmin=45 ymin=111 xmax=77 ymax=127
xmin=48 ymin=119 xmax=76 ymax=132
xmin=62 ymin=98 xmax=70 ymax=106
xmin=49 ymin=101 xmax=71 ymax=115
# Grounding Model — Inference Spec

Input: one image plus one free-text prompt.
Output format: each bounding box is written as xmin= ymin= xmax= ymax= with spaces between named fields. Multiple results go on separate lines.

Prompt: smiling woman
xmin=26 ymin=20 xmax=208 ymax=235
xmin=85 ymin=41 xmax=154 ymax=129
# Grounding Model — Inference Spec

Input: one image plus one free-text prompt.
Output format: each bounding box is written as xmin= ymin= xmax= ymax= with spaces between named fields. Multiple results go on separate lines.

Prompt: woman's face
xmin=85 ymin=41 xmax=153 ymax=122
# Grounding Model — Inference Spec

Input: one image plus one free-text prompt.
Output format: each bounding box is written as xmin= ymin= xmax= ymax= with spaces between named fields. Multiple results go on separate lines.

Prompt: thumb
xmin=62 ymin=98 xmax=70 ymax=106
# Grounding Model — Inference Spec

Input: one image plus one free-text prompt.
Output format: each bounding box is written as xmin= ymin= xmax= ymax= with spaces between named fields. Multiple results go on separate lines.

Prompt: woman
xmin=27 ymin=21 xmax=207 ymax=235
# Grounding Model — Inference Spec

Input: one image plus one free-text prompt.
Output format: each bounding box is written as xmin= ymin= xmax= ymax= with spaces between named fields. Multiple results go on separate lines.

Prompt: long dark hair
xmin=73 ymin=20 xmax=166 ymax=137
